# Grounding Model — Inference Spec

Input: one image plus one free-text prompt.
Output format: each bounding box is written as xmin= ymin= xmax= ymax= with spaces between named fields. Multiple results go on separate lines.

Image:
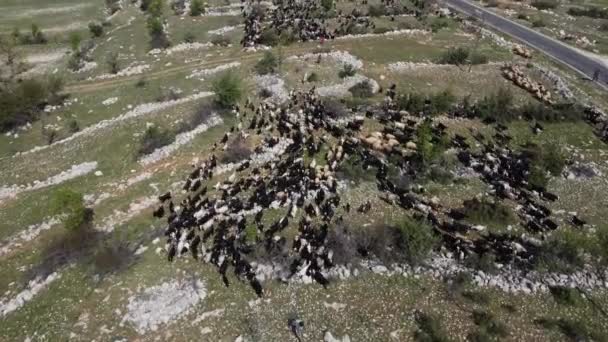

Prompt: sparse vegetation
xmin=137 ymin=126 xmax=175 ymax=157
xmin=338 ymin=64 xmax=357 ymax=78
xmin=190 ymin=0 xmax=206 ymax=16
xmin=530 ymin=0 xmax=558 ymax=10
xmin=461 ymin=197 xmax=516 ymax=227
xmin=106 ymin=52 xmax=120 ymax=74
xmin=88 ymin=22 xmax=104 ymax=38
xmin=51 ymin=189 xmax=92 ymax=231
xmin=255 ymin=51 xmax=278 ymax=75
xmin=212 ymin=71 xmax=243 ymax=108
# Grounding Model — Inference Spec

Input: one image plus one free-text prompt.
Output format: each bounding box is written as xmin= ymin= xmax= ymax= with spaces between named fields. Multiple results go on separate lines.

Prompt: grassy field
xmin=1 ymin=0 xmax=608 ymax=341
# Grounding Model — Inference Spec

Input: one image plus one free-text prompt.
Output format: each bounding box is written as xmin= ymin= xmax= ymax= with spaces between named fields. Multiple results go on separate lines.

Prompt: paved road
xmin=443 ymin=0 xmax=608 ymax=89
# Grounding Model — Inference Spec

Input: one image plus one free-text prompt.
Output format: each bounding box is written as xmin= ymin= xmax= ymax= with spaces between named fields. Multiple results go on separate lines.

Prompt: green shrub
xmin=414 ymin=312 xmax=452 ymax=342
xmin=348 ymin=80 xmax=375 ymax=98
xmin=0 ymin=77 xmax=64 ymax=132
xmin=255 ymin=51 xmax=278 ymax=75
xmin=147 ymin=16 xmax=170 ymax=49
xmin=137 ymin=126 xmax=174 ymax=156
xmin=135 ymin=77 xmax=147 ymax=88
xmin=523 ymin=142 xmax=566 ymax=177
xmin=470 ymin=87 xmax=515 ymax=122
xmin=536 ymin=228 xmax=597 ymax=272
xmin=517 ymin=13 xmax=529 ymax=20
xmin=51 ymin=189 xmax=92 ymax=231
xmin=429 ymin=17 xmax=450 ymax=32
xmin=88 ymin=22 xmax=104 ymax=37
xmin=106 ymin=52 xmax=120 ymax=74
xmin=567 ymin=6 xmax=608 ymax=19
xmin=396 ymin=217 xmax=439 ymax=264
xmin=549 ymin=286 xmax=581 ymax=306
xmin=321 ymin=0 xmax=334 ymax=11
xmin=470 ymin=310 xmax=509 ymax=340
xmin=68 ymin=119 xmax=80 ymax=133
xmin=338 ymin=64 xmax=357 ymax=78
xmin=190 ymin=0 xmax=206 ymax=16
xmin=259 ymin=28 xmax=279 ymax=46
xmin=461 ymin=197 xmax=516 ymax=226
xmin=532 ymin=18 xmax=546 ymax=27
xmin=212 ymin=71 xmax=243 ymax=108
xmin=530 ymin=0 xmax=558 ymax=10
xmin=183 ymin=31 xmax=196 ymax=43
xmin=211 ymin=34 xmax=231 ymax=46
xmin=535 ymin=318 xmax=607 ymax=341
xmin=416 ymin=120 xmax=448 ymax=165
xmin=368 ymin=5 xmax=387 ymax=17
xmin=600 ymin=22 xmax=608 ymax=31
xmin=469 ymin=52 xmax=489 ymax=65
xmin=306 ymin=72 xmax=319 ymax=82
xmin=336 ymin=155 xmax=376 ymax=184
xmin=438 ymin=47 xmax=469 ymax=65
xmin=28 ymin=24 xmax=47 ymax=44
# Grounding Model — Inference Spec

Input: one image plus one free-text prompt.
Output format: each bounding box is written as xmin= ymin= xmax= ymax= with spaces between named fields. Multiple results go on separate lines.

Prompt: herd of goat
xmin=151 ymin=83 xmax=595 ymax=295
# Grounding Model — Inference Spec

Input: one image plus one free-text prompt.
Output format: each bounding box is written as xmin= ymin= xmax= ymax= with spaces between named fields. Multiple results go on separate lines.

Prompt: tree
xmin=212 ymin=72 xmax=243 ymax=108
xmin=89 ymin=22 xmax=104 ymax=38
xmin=254 ymin=51 xmax=278 ymax=75
xmin=190 ymin=0 xmax=206 ymax=16
xmin=106 ymin=52 xmax=120 ymax=74
xmin=51 ymin=189 xmax=92 ymax=231
xmin=69 ymin=32 xmax=82 ymax=52
xmin=321 ymin=0 xmax=334 ymax=11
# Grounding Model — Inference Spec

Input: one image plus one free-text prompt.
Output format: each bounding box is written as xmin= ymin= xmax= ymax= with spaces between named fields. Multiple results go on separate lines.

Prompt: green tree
xmin=51 ymin=189 xmax=91 ymax=231
xmin=190 ymin=0 xmax=206 ymax=16
xmin=254 ymin=51 xmax=278 ymax=75
xmin=212 ymin=72 xmax=243 ymax=108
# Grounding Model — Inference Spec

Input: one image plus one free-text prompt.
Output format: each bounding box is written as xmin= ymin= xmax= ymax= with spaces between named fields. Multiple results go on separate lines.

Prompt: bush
xmin=212 ymin=71 xmax=243 ymax=108
xmin=348 ymin=80 xmax=375 ymax=98
xmin=255 ymin=51 xmax=278 ymax=75
xmin=147 ymin=16 xmax=171 ymax=49
xmin=530 ymin=0 xmax=558 ymax=10
xmin=461 ymin=197 xmax=516 ymax=226
xmin=183 ymin=31 xmax=196 ymax=43
xmin=523 ymin=142 xmax=566 ymax=177
xmin=190 ymin=0 xmax=206 ymax=16
xmin=106 ymin=52 xmax=120 ymax=74
xmin=414 ymin=312 xmax=451 ymax=342
xmin=156 ymin=87 xmax=182 ymax=102
xmin=177 ymin=102 xmax=216 ymax=132
xmin=68 ymin=119 xmax=80 ymax=133
xmin=532 ymin=18 xmax=546 ymax=27
xmin=221 ymin=135 xmax=252 ymax=163
xmin=416 ymin=120 xmax=448 ymax=165
xmin=137 ymin=126 xmax=174 ymax=157
xmin=325 ymin=225 xmax=359 ymax=265
xmin=258 ymin=28 xmax=279 ymax=46
xmin=0 ymin=77 xmax=64 ymax=132
xmin=321 ymin=0 xmax=334 ymax=11
xmin=517 ymin=13 xmax=529 ymax=20
xmin=429 ymin=17 xmax=450 ymax=32
xmin=535 ymin=318 xmax=607 ymax=341
xmin=211 ymin=34 xmax=231 ymax=46
xmin=469 ymin=52 xmax=489 ymax=65
xmin=28 ymin=24 xmax=47 ymax=44
xmin=600 ymin=22 xmax=608 ymax=31
xmin=395 ymin=217 xmax=439 ymax=264
xmin=135 ymin=77 xmax=147 ymax=88
xmin=368 ymin=5 xmax=387 ymax=17
xmin=438 ymin=47 xmax=469 ymax=65
xmin=336 ymin=155 xmax=376 ymax=184
xmin=92 ymin=239 xmax=137 ymax=276
xmin=549 ymin=286 xmax=581 ymax=306
xmin=338 ymin=64 xmax=357 ymax=78
xmin=519 ymin=102 xmax=583 ymax=122
xmin=51 ymin=189 xmax=92 ymax=231
xmin=306 ymin=72 xmax=319 ymax=82
xmin=536 ymin=228 xmax=597 ymax=272
xmin=470 ymin=310 xmax=509 ymax=340
xmin=567 ymin=6 xmax=608 ymax=19
xmin=470 ymin=87 xmax=515 ymax=122
xmin=373 ymin=26 xmax=392 ymax=34
xmin=89 ymin=22 xmax=104 ymax=38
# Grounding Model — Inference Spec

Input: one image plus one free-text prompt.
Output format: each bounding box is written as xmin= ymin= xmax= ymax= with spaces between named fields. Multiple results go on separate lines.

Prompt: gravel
xmin=0 ymin=161 xmax=98 ymax=202
xmin=123 ymin=279 xmax=207 ymax=334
